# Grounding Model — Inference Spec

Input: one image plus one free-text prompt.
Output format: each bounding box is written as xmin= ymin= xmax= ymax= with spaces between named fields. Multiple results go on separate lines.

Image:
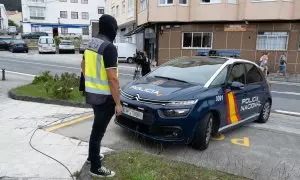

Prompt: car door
xmin=244 ymin=63 xmax=265 ymax=118
xmin=225 ymin=63 xmax=247 ymax=125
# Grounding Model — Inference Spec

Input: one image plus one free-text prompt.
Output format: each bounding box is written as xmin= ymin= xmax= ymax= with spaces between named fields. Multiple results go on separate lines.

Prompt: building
xmin=0 ymin=4 xmax=8 ymax=33
xmin=133 ymin=0 xmax=300 ymax=74
xmin=7 ymin=11 xmax=22 ymax=26
xmin=21 ymin=0 xmax=106 ymax=38
xmin=106 ymin=0 xmax=140 ymax=48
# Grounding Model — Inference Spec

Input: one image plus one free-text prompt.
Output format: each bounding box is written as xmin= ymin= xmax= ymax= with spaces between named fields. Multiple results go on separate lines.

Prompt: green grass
xmin=94 ymin=151 xmax=247 ymax=180
xmin=12 ymin=83 xmax=85 ymax=103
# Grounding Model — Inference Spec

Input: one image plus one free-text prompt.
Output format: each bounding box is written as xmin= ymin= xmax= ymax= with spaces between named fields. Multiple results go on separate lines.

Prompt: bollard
xmin=2 ymin=69 xmax=5 ymax=81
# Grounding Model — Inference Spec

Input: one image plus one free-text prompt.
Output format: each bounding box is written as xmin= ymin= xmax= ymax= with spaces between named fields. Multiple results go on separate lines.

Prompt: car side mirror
xmin=230 ymin=81 xmax=245 ymax=90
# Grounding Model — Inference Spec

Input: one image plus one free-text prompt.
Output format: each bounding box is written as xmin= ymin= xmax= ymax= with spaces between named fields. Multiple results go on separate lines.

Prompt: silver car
xmin=58 ymin=40 xmax=75 ymax=54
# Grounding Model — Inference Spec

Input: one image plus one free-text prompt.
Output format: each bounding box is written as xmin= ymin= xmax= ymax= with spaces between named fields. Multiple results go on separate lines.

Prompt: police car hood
xmin=122 ymin=76 xmax=204 ymax=101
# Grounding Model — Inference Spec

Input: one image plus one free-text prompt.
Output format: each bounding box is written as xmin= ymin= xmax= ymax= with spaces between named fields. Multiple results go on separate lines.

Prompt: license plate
xmin=123 ymin=106 xmax=143 ymax=120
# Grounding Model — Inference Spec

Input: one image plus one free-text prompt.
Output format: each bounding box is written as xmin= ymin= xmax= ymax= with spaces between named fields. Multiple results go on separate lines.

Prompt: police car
xmin=116 ymin=56 xmax=272 ymax=150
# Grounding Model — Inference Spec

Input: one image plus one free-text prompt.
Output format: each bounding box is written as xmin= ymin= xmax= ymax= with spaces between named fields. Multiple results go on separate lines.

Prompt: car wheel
xmin=191 ymin=113 xmax=213 ymax=150
xmin=256 ymin=100 xmax=271 ymax=123
xmin=127 ymin=57 xmax=134 ymax=64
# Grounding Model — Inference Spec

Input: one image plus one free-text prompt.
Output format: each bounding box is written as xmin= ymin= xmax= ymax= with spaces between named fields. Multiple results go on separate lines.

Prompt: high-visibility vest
xmin=84 ymin=37 xmax=118 ymax=96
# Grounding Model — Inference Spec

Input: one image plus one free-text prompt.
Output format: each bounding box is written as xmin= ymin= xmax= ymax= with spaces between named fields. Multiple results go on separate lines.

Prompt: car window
xmin=210 ymin=66 xmax=228 ymax=87
xmin=47 ymin=39 xmax=54 ymax=44
xmin=39 ymin=38 xmax=47 ymax=44
xmin=245 ymin=63 xmax=263 ymax=84
xmin=228 ymin=63 xmax=246 ymax=84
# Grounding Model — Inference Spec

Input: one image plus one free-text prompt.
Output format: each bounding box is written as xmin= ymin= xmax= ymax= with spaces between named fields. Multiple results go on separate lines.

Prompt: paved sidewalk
xmin=0 ymin=73 xmax=112 ymax=179
xmin=268 ymin=73 xmax=300 ymax=83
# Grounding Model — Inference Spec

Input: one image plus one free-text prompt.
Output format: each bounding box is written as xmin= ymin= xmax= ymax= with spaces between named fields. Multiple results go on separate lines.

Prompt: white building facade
xmin=106 ymin=0 xmax=138 ymax=46
xmin=0 ymin=4 xmax=9 ymax=32
xmin=21 ymin=0 xmax=106 ymax=38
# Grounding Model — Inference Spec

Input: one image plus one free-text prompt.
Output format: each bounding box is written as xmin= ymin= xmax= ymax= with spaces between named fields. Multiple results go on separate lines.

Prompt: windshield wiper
xmin=154 ymin=75 xmax=190 ymax=84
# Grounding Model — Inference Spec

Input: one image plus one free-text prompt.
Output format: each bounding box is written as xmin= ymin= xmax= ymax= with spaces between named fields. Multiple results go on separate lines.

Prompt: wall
xmin=7 ymin=12 xmax=22 ymax=26
xmin=157 ymin=22 xmax=300 ymax=73
xmin=0 ymin=5 xmax=8 ymax=30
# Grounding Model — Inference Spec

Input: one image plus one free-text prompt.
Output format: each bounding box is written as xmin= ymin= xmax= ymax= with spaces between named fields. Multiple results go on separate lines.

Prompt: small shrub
xmin=54 ymin=36 xmax=61 ymax=46
xmin=32 ymin=71 xmax=54 ymax=84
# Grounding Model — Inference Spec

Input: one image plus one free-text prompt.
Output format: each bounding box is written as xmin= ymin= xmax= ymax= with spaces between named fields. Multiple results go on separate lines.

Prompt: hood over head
xmin=98 ymin=14 xmax=118 ymax=42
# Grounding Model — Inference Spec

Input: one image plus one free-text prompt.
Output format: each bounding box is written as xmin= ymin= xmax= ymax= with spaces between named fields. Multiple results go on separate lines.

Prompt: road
xmin=1 ymin=51 xmax=299 ymax=113
xmin=1 ymin=51 xmax=300 ymax=180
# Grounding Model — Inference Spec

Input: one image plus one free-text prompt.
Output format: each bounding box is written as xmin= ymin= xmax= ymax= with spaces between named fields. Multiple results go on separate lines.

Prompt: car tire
xmin=256 ymin=100 xmax=271 ymax=123
xmin=39 ymin=51 xmax=42 ymax=54
xmin=127 ymin=57 xmax=134 ymax=64
xmin=72 ymin=50 xmax=75 ymax=54
xmin=59 ymin=51 xmax=61 ymax=54
xmin=191 ymin=113 xmax=213 ymax=150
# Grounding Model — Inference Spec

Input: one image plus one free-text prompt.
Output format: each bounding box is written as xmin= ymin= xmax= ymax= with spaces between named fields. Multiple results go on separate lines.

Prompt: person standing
xmin=277 ymin=52 xmax=287 ymax=77
xmin=259 ymin=52 xmax=269 ymax=76
xmin=81 ymin=14 xmax=122 ymax=178
xmin=141 ymin=51 xmax=151 ymax=76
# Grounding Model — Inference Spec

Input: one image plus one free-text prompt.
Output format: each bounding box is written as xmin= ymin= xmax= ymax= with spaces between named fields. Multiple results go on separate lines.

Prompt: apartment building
xmin=21 ymin=0 xmax=106 ymax=38
xmin=134 ymin=0 xmax=300 ymax=73
xmin=0 ymin=4 xmax=9 ymax=33
xmin=106 ymin=0 xmax=140 ymax=47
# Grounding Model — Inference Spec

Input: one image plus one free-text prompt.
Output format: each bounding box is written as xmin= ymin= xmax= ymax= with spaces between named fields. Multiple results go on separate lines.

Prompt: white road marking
xmin=269 ymin=81 xmax=300 ymax=86
xmin=6 ymin=70 xmax=36 ymax=77
xmin=273 ymin=110 xmax=300 ymax=117
xmin=271 ymin=91 xmax=300 ymax=96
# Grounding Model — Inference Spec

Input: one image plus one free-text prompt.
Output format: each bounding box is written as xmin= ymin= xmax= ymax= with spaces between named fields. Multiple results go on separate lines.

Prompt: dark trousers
xmin=88 ymin=96 xmax=115 ymax=170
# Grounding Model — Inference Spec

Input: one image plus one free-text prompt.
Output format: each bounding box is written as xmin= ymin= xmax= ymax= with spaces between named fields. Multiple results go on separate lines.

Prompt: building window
xmin=116 ymin=5 xmax=119 ymax=16
xmin=71 ymin=12 xmax=78 ymax=19
xmin=82 ymin=27 xmax=89 ymax=35
xmin=31 ymin=26 xmax=39 ymax=32
xmin=98 ymin=7 xmax=104 ymax=14
xmin=159 ymin=0 xmax=173 ymax=5
xmin=200 ymin=0 xmax=222 ymax=3
xmin=122 ymin=0 xmax=125 ymax=13
xmin=29 ymin=7 xmax=45 ymax=20
xmin=128 ymin=0 xmax=134 ymax=17
xmin=179 ymin=0 xmax=188 ymax=5
xmin=81 ymin=0 xmax=88 ymax=4
xmin=71 ymin=0 xmax=78 ymax=3
xmin=256 ymin=32 xmax=288 ymax=51
xmin=182 ymin=32 xmax=213 ymax=49
xmin=30 ymin=0 xmax=45 ymax=2
xmin=111 ymin=6 xmax=115 ymax=17
xmin=81 ymin=12 xmax=89 ymax=19
xmin=61 ymin=28 xmax=68 ymax=35
xmin=140 ymin=0 xmax=147 ymax=11
xmin=60 ymin=11 xmax=68 ymax=19
xmin=59 ymin=0 xmax=67 ymax=2
xmin=228 ymin=0 xmax=237 ymax=3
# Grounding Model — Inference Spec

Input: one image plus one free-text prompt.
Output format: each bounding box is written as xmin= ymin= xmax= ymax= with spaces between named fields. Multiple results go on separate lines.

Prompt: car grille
xmin=121 ymin=90 xmax=169 ymax=106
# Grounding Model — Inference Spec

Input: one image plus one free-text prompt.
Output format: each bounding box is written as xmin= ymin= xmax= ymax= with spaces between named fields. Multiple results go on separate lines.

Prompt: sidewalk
xmin=267 ymin=73 xmax=300 ymax=83
xmin=0 ymin=73 xmax=112 ymax=179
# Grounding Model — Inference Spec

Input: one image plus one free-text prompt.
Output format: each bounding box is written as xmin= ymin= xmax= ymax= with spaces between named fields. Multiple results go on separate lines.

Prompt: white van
xmin=114 ymin=43 xmax=136 ymax=63
xmin=38 ymin=36 xmax=56 ymax=54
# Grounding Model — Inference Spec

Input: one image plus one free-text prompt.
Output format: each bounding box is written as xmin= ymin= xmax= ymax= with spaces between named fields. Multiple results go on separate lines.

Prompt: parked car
xmin=79 ymin=40 xmax=89 ymax=54
xmin=59 ymin=33 xmax=81 ymax=40
xmin=22 ymin=32 xmax=48 ymax=39
xmin=114 ymin=43 xmax=137 ymax=63
xmin=38 ymin=36 xmax=56 ymax=54
xmin=58 ymin=40 xmax=75 ymax=54
xmin=8 ymin=39 xmax=28 ymax=53
xmin=116 ymin=56 xmax=272 ymax=150
xmin=0 ymin=37 xmax=12 ymax=50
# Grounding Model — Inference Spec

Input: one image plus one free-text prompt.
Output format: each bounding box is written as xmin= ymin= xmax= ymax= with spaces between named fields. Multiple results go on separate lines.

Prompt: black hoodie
xmin=98 ymin=14 xmax=118 ymax=42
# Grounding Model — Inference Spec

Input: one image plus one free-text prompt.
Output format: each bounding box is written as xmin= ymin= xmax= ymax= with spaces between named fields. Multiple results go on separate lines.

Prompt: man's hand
xmin=115 ymin=104 xmax=123 ymax=116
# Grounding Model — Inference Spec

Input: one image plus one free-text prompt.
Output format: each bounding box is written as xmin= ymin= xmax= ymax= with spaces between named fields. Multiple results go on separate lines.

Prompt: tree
xmin=8 ymin=19 xmax=18 ymax=27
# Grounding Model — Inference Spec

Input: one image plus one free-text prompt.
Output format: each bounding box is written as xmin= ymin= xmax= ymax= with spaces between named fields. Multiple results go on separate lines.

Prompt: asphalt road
xmin=1 ymin=50 xmax=299 ymax=113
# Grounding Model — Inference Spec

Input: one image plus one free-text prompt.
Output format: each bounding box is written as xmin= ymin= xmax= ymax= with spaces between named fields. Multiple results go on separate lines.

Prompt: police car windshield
xmin=148 ymin=56 xmax=227 ymax=85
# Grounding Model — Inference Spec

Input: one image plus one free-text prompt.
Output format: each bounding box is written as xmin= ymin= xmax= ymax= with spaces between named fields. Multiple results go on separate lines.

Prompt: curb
xmin=272 ymin=110 xmax=300 ymax=117
xmin=8 ymin=90 xmax=91 ymax=108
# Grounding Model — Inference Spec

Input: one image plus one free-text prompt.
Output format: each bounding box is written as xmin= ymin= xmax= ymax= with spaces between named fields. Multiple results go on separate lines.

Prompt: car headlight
xmin=161 ymin=109 xmax=190 ymax=117
xmin=167 ymin=100 xmax=198 ymax=106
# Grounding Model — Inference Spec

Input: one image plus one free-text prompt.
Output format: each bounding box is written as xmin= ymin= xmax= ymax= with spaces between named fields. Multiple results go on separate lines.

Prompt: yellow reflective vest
xmin=84 ymin=37 xmax=118 ymax=96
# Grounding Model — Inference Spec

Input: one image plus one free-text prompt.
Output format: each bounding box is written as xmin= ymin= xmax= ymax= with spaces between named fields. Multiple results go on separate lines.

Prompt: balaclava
xmin=98 ymin=14 xmax=118 ymax=42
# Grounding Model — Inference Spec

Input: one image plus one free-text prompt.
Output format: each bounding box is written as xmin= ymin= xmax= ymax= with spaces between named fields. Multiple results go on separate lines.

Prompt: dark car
xmin=22 ymin=32 xmax=48 ymax=39
xmin=116 ymin=56 xmax=272 ymax=150
xmin=9 ymin=39 xmax=28 ymax=53
xmin=0 ymin=38 xmax=12 ymax=50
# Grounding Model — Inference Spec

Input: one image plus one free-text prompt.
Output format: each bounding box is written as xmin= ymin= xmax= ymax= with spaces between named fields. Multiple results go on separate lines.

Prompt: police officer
xmin=81 ymin=14 xmax=121 ymax=178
